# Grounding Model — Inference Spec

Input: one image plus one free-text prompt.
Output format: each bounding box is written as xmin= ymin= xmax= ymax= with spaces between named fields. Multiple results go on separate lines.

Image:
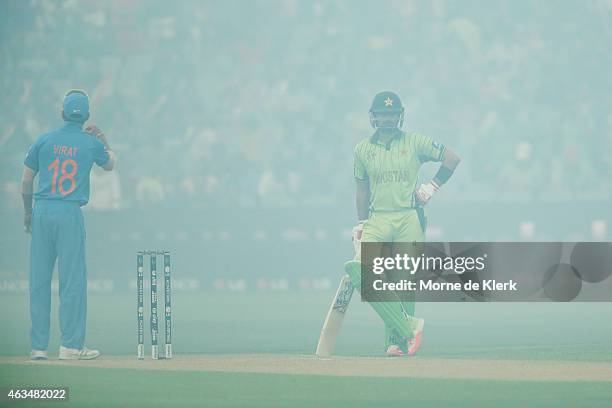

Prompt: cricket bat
xmin=315 ymin=273 xmax=354 ymax=357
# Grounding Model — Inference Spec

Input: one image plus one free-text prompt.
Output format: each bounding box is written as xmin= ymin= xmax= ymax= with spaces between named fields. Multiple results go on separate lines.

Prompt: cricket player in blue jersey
xmin=21 ymin=89 xmax=116 ymax=360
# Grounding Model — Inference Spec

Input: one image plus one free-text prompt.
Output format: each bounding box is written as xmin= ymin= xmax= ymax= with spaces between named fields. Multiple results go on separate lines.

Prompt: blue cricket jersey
xmin=24 ymin=121 xmax=110 ymax=206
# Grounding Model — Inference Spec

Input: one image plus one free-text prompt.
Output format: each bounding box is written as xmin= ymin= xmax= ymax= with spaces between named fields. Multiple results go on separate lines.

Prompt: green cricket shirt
xmin=354 ymin=130 xmax=445 ymax=212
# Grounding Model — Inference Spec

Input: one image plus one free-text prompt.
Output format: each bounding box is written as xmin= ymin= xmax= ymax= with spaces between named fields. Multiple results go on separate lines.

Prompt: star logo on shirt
xmin=384 ymin=97 xmax=393 ymax=107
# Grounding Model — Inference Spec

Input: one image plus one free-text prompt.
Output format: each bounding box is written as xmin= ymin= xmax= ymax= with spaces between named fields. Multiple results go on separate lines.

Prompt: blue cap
xmin=63 ymin=90 xmax=90 ymax=122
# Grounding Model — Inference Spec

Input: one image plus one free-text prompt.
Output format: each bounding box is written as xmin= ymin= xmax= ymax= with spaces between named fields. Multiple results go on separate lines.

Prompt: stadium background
xmin=1 ymin=4 xmax=612 ymax=407
xmin=2 ymin=1 xmax=611 ymax=294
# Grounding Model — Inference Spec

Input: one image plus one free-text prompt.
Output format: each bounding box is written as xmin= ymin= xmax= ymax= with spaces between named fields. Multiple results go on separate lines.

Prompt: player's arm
xmin=85 ymin=125 xmax=116 ymax=171
xmin=21 ymin=166 xmax=36 ymax=233
xmin=433 ymin=147 xmax=460 ymax=186
xmin=415 ymin=147 xmax=461 ymax=206
xmin=353 ymin=179 xmax=370 ymax=257
xmin=354 ymin=144 xmax=370 ymax=222
xmin=102 ymin=147 xmax=116 ymax=171
xmin=353 ymin=145 xmax=370 ymax=251
xmin=356 ymin=179 xmax=370 ymax=222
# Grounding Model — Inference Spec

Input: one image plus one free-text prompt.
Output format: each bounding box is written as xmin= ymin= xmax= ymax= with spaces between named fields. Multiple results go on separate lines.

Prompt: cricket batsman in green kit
xmin=346 ymin=91 xmax=460 ymax=356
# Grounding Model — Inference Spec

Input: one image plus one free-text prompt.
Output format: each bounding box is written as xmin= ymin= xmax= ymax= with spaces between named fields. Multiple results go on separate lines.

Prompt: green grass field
xmin=3 ymin=364 xmax=612 ymax=408
xmin=1 ymin=292 xmax=612 ymax=407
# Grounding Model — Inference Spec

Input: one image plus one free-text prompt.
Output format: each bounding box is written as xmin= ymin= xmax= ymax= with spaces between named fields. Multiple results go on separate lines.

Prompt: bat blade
xmin=315 ymin=274 xmax=354 ymax=357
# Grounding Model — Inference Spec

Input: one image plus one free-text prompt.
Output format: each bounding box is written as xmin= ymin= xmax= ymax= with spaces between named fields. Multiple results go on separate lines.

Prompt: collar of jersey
xmin=62 ymin=120 xmax=84 ymax=130
xmin=370 ymin=128 xmax=403 ymax=145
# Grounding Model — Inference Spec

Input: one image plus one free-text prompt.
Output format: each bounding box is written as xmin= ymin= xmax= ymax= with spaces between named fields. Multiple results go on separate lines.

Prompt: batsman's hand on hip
xmin=414 ymin=181 xmax=439 ymax=206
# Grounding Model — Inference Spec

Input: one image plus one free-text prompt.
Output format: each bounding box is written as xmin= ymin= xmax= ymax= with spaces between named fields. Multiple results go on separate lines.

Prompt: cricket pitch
xmin=2 ymin=354 xmax=612 ymax=382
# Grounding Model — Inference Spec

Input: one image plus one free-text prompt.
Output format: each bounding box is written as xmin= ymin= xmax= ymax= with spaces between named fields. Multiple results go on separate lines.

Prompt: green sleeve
xmin=414 ymin=133 xmax=445 ymax=163
xmin=354 ymin=144 xmax=368 ymax=181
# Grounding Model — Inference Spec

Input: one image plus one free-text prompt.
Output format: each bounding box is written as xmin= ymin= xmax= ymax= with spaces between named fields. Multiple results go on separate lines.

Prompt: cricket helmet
xmin=369 ymin=91 xmax=404 ymax=129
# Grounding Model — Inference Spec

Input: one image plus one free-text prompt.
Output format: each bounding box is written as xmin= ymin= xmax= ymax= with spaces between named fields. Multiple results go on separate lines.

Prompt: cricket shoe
xmin=386 ymin=345 xmax=404 ymax=357
xmin=30 ymin=350 xmax=48 ymax=360
xmin=58 ymin=346 xmax=101 ymax=360
xmin=407 ymin=318 xmax=425 ymax=356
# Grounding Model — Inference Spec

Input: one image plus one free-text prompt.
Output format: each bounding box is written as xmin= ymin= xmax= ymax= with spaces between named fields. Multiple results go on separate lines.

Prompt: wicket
xmin=137 ymin=250 xmax=172 ymax=360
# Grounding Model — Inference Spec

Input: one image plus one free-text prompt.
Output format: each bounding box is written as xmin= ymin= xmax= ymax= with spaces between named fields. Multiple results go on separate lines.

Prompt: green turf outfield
xmin=1 ymin=293 xmax=612 ymax=407
xmin=1 ymin=364 xmax=612 ymax=408
xmin=1 ymin=293 xmax=612 ymax=359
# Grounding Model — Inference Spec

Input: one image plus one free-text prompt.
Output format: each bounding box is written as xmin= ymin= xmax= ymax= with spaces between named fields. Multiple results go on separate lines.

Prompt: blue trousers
xmin=29 ymin=200 xmax=87 ymax=350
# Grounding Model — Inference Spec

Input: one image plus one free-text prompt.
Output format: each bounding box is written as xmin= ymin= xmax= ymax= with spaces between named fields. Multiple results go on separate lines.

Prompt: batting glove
xmin=352 ymin=220 xmax=366 ymax=260
xmin=414 ymin=181 xmax=440 ymax=206
xmin=352 ymin=220 xmax=366 ymax=242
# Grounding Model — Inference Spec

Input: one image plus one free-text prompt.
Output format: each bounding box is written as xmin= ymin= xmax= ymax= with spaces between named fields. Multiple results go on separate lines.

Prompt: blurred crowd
xmin=1 ymin=0 xmax=612 ymax=211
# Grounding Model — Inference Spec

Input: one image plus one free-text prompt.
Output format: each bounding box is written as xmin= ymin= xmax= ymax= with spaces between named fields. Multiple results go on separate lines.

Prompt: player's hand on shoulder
xmin=84 ymin=124 xmax=108 ymax=144
xmin=84 ymin=124 xmax=102 ymax=137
